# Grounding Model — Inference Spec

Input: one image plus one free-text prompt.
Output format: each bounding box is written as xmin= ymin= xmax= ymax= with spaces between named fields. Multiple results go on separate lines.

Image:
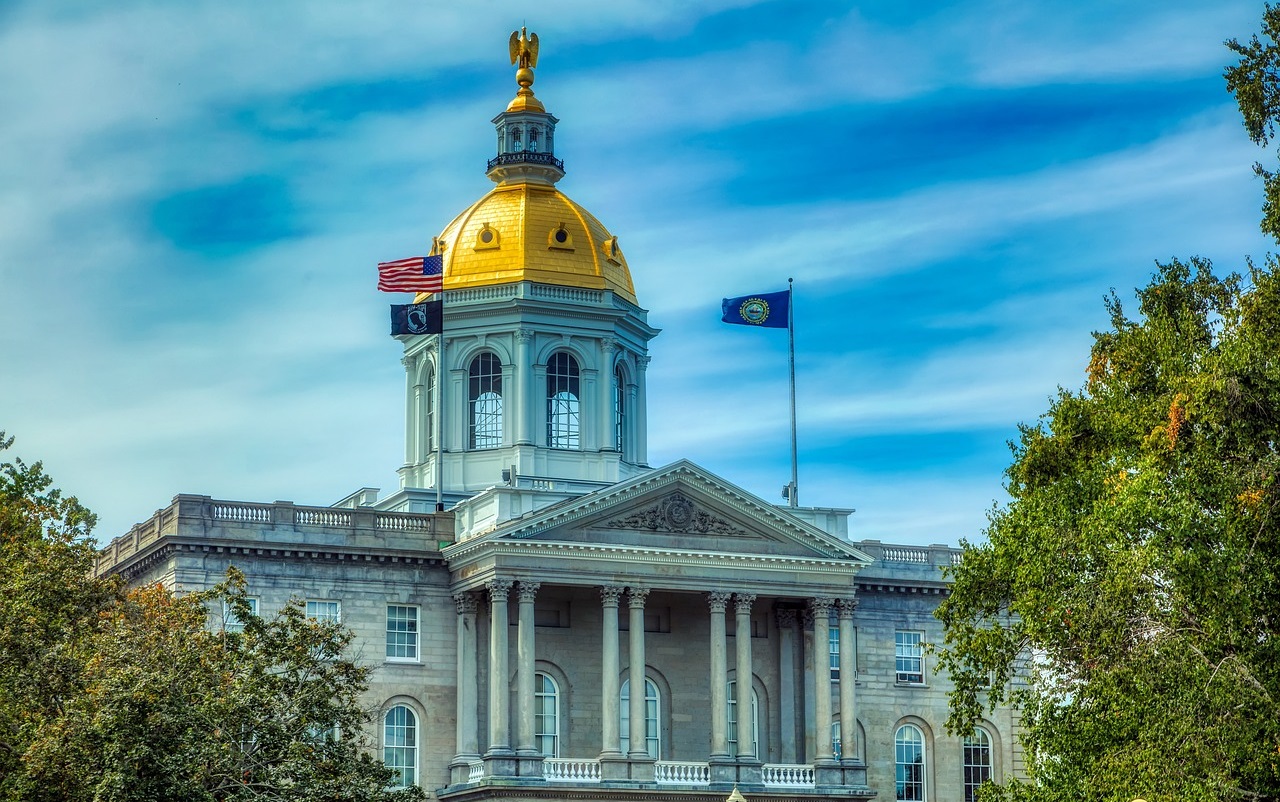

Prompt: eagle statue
xmin=509 ymin=27 xmax=539 ymax=70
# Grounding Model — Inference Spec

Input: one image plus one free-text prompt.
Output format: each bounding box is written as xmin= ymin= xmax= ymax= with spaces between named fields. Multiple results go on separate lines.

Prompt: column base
xmin=840 ymin=761 xmax=868 ymax=786
xmin=483 ymin=749 xmax=518 ymax=778
xmin=814 ymin=762 xmax=843 ymax=787
xmin=708 ymin=756 xmax=736 ymax=786
xmin=626 ymin=756 xmax=657 ymax=782
xmin=599 ymin=754 xmax=630 ymax=781
xmin=734 ymin=759 xmax=764 ymax=788
xmin=516 ymin=752 xmax=545 ymax=779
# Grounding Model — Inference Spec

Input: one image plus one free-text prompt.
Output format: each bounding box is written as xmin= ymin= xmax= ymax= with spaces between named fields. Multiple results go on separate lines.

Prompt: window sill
xmin=385 ymin=657 xmax=422 ymax=665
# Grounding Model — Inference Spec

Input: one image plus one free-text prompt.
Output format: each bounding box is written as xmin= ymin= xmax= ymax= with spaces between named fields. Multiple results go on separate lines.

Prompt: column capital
xmin=775 ymin=607 xmax=798 ymax=628
xmin=516 ymin=581 xmax=541 ymax=603
xmin=809 ymin=596 xmax=835 ymax=616
xmin=516 ymin=328 xmax=535 ymax=343
xmin=836 ymin=597 xmax=859 ymax=619
xmin=600 ymin=585 xmax=626 ymax=605
xmin=734 ymin=593 xmax=757 ymax=615
xmin=707 ymin=590 xmax=732 ymax=613
xmin=487 ymin=579 xmax=514 ymax=602
xmin=401 ymin=354 xmax=416 ymax=370
xmin=627 ymin=586 xmax=650 ymax=608
xmin=601 ymin=336 xmax=618 ymax=354
xmin=637 ymin=355 xmax=652 ymax=370
xmin=454 ymin=592 xmax=479 ymax=614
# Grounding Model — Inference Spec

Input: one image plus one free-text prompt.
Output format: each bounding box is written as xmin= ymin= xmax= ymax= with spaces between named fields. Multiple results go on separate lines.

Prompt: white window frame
xmin=306 ymin=599 xmax=341 ymax=624
xmin=619 ymin=677 xmax=661 ymax=758
xmin=383 ymin=704 xmax=418 ymax=789
xmin=963 ymin=727 xmax=993 ymax=802
xmin=534 ymin=672 xmax=560 ymax=757
xmin=895 ymin=630 xmax=924 ymax=684
xmin=726 ymin=680 xmax=759 ymax=758
xmin=223 ymin=597 xmax=258 ymax=633
xmin=385 ymin=604 xmax=420 ymax=662
xmin=895 ymin=724 xmax=926 ymax=801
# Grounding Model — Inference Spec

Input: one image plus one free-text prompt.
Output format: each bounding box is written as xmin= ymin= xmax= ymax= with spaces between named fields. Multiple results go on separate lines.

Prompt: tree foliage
xmin=0 ymin=433 xmax=422 ymax=802
xmin=1228 ymin=4 xmax=1280 ymax=243
xmin=936 ymin=259 xmax=1280 ymax=801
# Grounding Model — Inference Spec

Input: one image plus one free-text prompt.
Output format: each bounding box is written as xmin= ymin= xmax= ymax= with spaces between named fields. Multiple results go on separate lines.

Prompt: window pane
xmin=469 ymin=354 xmax=503 ymax=449
xmin=306 ymin=600 xmax=340 ymax=624
xmin=224 ymin=597 xmax=258 ymax=633
xmin=613 ymin=366 xmax=625 ymax=453
xmin=895 ymin=631 xmax=924 ymax=683
xmin=547 ymin=353 xmax=580 ymax=449
xmin=386 ymin=605 xmax=419 ymax=660
xmin=895 ymin=725 xmax=925 ymax=801
xmin=619 ymin=678 xmax=660 ymax=758
xmin=535 ymin=673 xmax=559 ymax=757
xmin=963 ymin=728 xmax=993 ymax=802
xmin=384 ymin=705 xmax=417 ymax=788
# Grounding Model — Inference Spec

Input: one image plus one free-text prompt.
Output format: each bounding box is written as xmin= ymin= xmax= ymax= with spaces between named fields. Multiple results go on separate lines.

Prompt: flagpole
xmin=787 ymin=277 xmax=798 ymax=508
xmin=435 ymin=293 xmax=445 ymax=513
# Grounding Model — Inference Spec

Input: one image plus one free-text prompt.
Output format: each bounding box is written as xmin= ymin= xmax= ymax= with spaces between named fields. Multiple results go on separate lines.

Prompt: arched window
xmin=831 ymin=720 xmax=842 ymax=760
xmin=535 ymin=672 xmax=560 ymax=757
xmin=619 ymin=677 xmax=660 ymax=758
xmin=613 ymin=365 xmax=625 ymax=454
xmin=726 ymin=680 xmax=760 ymax=757
xmin=963 ymin=727 xmax=993 ymax=802
xmin=424 ymin=366 xmax=435 ymax=453
xmin=469 ymin=353 xmax=502 ymax=449
xmin=546 ymin=352 xmax=580 ymax=449
xmin=895 ymin=724 xmax=925 ymax=801
xmin=383 ymin=705 xmax=418 ymax=789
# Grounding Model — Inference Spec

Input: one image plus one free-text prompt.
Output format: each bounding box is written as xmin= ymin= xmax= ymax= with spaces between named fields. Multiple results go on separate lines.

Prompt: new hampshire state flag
xmin=721 ymin=290 xmax=789 ymax=328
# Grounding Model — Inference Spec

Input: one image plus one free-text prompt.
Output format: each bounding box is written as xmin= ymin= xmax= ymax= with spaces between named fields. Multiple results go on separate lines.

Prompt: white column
xmin=708 ymin=591 xmax=731 ymax=760
xmin=516 ymin=329 xmax=534 ymax=445
xmin=402 ymin=355 xmax=416 ymax=465
xmin=486 ymin=579 xmax=513 ymax=754
xmin=837 ymin=598 xmax=858 ymax=763
xmin=516 ymin=581 xmax=540 ymax=755
xmin=627 ymin=586 xmax=651 ymax=759
xmin=734 ymin=594 xmax=757 ymax=761
xmin=600 ymin=586 xmax=625 ymax=757
xmin=454 ymin=593 xmax=480 ymax=759
xmin=810 ymin=597 xmax=835 ymax=762
xmin=599 ymin=337 xmax=618 ymax=451
xmin=635 ymin=355 xmax=650 ymax=465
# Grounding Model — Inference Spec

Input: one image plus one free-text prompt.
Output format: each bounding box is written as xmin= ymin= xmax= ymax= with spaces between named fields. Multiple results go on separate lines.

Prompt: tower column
xmin=484 ymin=579 xmax=515 ymax=775
xmin=516 ymin=329 xmax=534 ymax=445
xmin=599 ymin=337 xmax=617 ymax=451
xmin=449 ymin=592 xmax=481 ymax=784
xmin=635 ymin=356 xmax=650 ymax=466
xmin=402 ymin=355 xmax=417 ymax=466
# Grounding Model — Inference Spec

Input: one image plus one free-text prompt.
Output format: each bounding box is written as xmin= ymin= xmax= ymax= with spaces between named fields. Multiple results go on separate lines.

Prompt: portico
xmin=441 ymin=462 xmax=874 ymax=798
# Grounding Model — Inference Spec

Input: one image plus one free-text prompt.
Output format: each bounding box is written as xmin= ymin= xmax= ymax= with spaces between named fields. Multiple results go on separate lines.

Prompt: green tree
xmin=0 ymin=433 xmax=422 ymax=802
xmin=936 ymin=259 xmax=1280 ymax=801
xmin=1228 ymin=4 xmax=1280 ymax=243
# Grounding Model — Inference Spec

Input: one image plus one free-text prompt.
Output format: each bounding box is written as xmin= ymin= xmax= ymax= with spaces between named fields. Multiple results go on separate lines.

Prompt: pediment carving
xmin=603 ymin=491 xmax=750 ymax=536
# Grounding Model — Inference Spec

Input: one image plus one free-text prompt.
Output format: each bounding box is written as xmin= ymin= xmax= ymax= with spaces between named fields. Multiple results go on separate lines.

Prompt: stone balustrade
xmin=762 ymin=763 xmax=816 ymax=788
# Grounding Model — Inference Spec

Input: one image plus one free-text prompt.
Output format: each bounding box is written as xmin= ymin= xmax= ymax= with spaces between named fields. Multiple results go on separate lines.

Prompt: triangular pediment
xmin=482 ymin=460 xmax=871 ymax=562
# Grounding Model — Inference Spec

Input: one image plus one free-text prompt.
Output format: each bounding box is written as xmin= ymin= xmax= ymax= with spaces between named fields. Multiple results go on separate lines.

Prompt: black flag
xmin=390 ymin=300 xmax=442 ymax=336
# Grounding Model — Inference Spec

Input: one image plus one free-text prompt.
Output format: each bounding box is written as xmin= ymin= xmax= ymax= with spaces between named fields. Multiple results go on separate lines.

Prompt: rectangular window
xmin=895 ymin=630 xmax=924 ymax=684
xmin=386 ymin=605 xmax=419 ymax=661
xmin=223 ymin=597 xmax=259 ymax=633
xmin=306 ymin=600 xmax=341 ymax=624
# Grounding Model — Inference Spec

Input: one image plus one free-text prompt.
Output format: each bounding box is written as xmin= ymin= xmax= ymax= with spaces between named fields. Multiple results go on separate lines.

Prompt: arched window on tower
xmin=424 ymin=365 xmax=435 ymax=453
xmin=469 ymin=353 xmax=503 ymax=449
xmin=547 ymin=352 xmax=580 ymax=449
xmin=614 ymin=364 xmax=625 ymax=455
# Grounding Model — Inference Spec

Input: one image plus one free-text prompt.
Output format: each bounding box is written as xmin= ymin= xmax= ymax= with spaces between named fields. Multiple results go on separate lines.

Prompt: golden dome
xmin=424 ymin=182 xmax=637 ymax=305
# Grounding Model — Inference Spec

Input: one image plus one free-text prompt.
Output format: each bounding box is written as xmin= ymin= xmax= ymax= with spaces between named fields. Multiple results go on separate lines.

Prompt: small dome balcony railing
xmin=486 ymin=151 xmax=565 ymax=171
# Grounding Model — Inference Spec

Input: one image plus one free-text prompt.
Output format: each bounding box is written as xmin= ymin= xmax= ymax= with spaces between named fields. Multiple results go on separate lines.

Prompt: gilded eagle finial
xmin=509 ymin=27 xmax=539 ymax=70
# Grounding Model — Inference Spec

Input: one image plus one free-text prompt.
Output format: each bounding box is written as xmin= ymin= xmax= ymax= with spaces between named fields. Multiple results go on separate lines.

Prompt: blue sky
xmin=0 ymin=0 xmax=1274 ymax=546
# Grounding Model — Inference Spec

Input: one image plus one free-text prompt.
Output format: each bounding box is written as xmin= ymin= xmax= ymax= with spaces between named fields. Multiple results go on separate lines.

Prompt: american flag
xmin=377 ymin=254 xmax=444 ymax=293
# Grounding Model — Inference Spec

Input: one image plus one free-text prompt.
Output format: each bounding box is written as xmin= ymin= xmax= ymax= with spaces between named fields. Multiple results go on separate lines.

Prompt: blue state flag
xmin=721 ymin=290 xmax=789 ymax=328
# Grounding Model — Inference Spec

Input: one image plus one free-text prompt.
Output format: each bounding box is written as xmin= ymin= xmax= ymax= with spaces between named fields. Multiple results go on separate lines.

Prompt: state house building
xmin=97 ymin=34 xmax=1022 ymax=802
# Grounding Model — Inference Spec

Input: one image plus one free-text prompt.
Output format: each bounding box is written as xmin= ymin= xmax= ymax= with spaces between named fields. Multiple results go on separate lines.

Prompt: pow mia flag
xmin=390 ymin=300 xmax=443 ymax=336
